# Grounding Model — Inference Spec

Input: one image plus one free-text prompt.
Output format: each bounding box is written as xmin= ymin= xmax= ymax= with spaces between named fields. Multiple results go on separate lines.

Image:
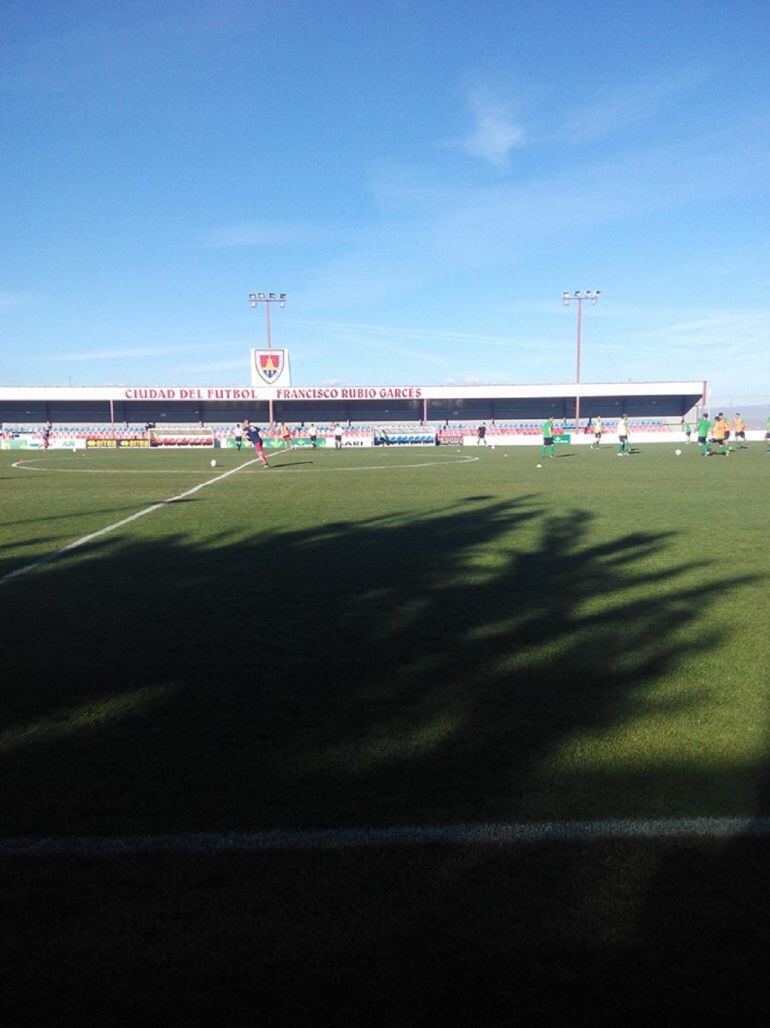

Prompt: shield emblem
xmin=253 ymin=349 xmax=286 ymax=384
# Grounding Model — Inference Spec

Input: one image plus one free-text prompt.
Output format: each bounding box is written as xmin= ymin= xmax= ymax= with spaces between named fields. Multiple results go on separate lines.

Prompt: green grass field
xmin=2 ymin=442 xmax=769 ymax=1021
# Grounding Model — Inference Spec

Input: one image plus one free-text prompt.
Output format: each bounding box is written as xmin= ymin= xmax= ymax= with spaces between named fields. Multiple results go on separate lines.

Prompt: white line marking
xmin=12 ymin=455 xmax=480 ymax=475
xmin=12 ymin=463 xmax=224 ymax=474
xmin=1 ymin=818 xmax=768 ymax=857
xmin=0 ymin=458 xmax=260 ymax=587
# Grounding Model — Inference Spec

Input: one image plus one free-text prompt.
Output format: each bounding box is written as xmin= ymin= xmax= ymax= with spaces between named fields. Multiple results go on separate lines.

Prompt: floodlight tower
xmin=248 ymin=292 xmax=287 ymax=424
xmin=562 ymin=289 xmax=600 ymax=428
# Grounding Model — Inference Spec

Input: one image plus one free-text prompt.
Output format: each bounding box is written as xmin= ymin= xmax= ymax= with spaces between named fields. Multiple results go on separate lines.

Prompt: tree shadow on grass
xmin=1 ymin=494 xmax=768 ymax=1021
xmin=0 ymin=505 xmax=158 ymax=529
xmin=0 ymin=535 xmax=64 ymax=555
xmin=0 ymin=496 xmax=759 ymax=835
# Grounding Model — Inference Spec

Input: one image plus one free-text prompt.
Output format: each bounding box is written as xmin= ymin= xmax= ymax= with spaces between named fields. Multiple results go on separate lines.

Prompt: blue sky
xmin=2 ymin=0 xmax=769 ymax=405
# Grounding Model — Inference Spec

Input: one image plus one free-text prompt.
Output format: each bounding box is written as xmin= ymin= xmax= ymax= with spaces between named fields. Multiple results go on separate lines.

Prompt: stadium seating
xmin=0 ymin=418 xmax=687 ymax=444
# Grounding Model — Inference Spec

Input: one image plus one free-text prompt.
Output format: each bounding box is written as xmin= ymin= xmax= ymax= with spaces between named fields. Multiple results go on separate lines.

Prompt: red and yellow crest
xmin=252 ymin=349 xmax=287 ymax=384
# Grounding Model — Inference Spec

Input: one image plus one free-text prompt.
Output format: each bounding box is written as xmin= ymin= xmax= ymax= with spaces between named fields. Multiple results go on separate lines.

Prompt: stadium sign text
xmin=122 ymin=388 xmax=251 ymax=400
xmin=276 ymin=387 xmax=423 ymax=400
xmin=121 ymin=386 xmax=423 ymax=401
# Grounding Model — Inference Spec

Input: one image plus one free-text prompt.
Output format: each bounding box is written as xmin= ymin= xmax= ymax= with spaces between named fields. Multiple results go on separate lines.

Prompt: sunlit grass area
xmin=1 ymin=442 xmax=769 ymax=1019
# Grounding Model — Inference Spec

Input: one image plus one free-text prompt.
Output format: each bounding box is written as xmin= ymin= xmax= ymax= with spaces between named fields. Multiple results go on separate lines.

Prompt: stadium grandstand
xmin=0 ymin=380 xmax=706 ymax=449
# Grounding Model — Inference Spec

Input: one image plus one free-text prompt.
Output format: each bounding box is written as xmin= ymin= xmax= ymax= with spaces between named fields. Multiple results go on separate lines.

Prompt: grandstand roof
xmin=0 ymin=381 xmax=705 ymax=403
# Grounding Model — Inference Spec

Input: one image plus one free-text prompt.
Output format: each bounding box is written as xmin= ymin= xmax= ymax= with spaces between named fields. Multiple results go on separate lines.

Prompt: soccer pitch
xmin=2 ymin=442 xmax=769 ymax=1019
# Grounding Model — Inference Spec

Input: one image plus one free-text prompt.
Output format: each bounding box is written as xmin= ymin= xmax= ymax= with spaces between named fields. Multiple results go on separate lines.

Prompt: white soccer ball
xmin=675 ymin=449 xmax=682 ymax=456
xmin=490 ymin=445 xmax=496 ymax=450
xmin=536 ymin=463 xmax=542 ymax=468
xmin=210 ymin=459 xmax=217 ymax=468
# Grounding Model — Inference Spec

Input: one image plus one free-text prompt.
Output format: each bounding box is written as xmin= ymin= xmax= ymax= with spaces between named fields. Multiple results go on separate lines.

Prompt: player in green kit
xmin=697 ymin=412 xmax=713 ymax=456
xmin=541 ymin=418 xmax=555 ymax=459
xmin=591 ymin=416 xmax=603 ymax=449
xmin=765 ymin=415 xmax=770 ymax=453
xmin=616 ymin=414 xmax=630 ymax=455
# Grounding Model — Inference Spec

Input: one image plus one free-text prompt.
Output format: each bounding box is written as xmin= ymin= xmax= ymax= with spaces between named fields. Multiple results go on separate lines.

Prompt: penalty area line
xmin=0 ymin=458 xmax=260 ymax=588
xmin=1 ymin=817 xmax=769 ymax=857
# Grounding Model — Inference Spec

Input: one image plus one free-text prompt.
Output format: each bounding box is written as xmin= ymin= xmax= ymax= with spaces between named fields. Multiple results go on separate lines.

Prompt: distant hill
xmin=708 ymin=402 xmax=769 ymax=429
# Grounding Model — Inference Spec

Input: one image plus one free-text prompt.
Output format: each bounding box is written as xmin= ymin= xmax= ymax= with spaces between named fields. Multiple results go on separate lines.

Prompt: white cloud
xmin=440 ymin=375 xmax=493 ymax=386
xmin=35 ymin=345 xmax=201 ymax=362
xmin=455 ymin=89 xmax=526 ymax=168
xmin=204 ymin=221 xmax=341 ymax=248
xmin=554 ymin=67 xmax=709 ymax=145
xmin=289 ymin=317 xmax=566 ymax=352
xmin=182 ymin=359 xmax=250 ymax=372
xmin=0 ymin=292 xmax=32 ymax=309
xmin=641 ymin=310 xmax=770 ymax=360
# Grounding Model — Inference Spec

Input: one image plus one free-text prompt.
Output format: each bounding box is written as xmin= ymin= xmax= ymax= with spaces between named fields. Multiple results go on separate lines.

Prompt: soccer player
xmin=308 ymin=423 xmax=318 ymax=449
xmin=720 ymin=412 xmax=731 ymax=448
xmin=541 ymin=417 xmax=555 ymax=459
xmin=683 ymin=418 xmax=693 ymax=444
xmin=733 ymin=413 xmax=747 ymax=449
xmin=242 ymin=420 xmax=269 ymax=467
xmin=477 ymin=423 xmax=488 ymax=446
xmin=616 ymin=414 xmax=630 ymax=456
xmin=697 ymin=412 xmax=713 ymax=456
xmin=234 ymin=423 xmax=243 ymax=451
xmin=766 ymin=415 xmax=770 ymax=453
xmin=711 ymin=415 xmax=729 ymax=456
xmin=592 ymin=416 xmax=603 ymax=449
xmin=334 ymin=423 xmax=344 ymax=449
xmin=279 ymin=422 xmax=293 ymax=451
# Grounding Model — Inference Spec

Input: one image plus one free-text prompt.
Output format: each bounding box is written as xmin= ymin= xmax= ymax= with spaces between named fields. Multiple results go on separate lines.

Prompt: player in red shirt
xmin=242 ymin=420 xmax=269 ymax=467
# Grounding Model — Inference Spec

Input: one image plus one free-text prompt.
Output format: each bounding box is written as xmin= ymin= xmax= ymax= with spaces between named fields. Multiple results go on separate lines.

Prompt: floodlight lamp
xmin=269 ymin=292 xmax=276 ymax=300
xmin=279 ymin=293 xmax=286 ymax=300
xmin=248 ymin=293 xmax=257 ymax=307
xmin=258 ymin=292 xmax=266 ymax=300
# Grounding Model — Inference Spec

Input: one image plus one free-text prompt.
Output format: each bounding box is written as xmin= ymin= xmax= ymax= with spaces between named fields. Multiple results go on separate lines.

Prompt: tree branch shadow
xmin=0 ymin=497 xmax=759 ymax=834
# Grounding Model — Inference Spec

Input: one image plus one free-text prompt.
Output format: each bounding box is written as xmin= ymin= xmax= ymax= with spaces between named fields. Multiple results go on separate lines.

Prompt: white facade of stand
xmin=0 ymin=380 xmax=705 ymax=404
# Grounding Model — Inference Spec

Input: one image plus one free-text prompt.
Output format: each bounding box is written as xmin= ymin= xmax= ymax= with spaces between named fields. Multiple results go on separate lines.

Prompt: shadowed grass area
xmin=1 ymin=444 xmax=768 ymax=1020
xmin=0 ymin=492 xmax=764 ymax=834
xmin=3 ymin=836 xmax=769 ymax=1022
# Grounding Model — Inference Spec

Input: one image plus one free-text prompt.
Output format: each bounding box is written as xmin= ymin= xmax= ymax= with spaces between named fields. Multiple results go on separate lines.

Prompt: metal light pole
xmin=562 ymin=290 xmax=600 ymax=429
xmin=249 ymin=292 xmax=286 ymax=425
